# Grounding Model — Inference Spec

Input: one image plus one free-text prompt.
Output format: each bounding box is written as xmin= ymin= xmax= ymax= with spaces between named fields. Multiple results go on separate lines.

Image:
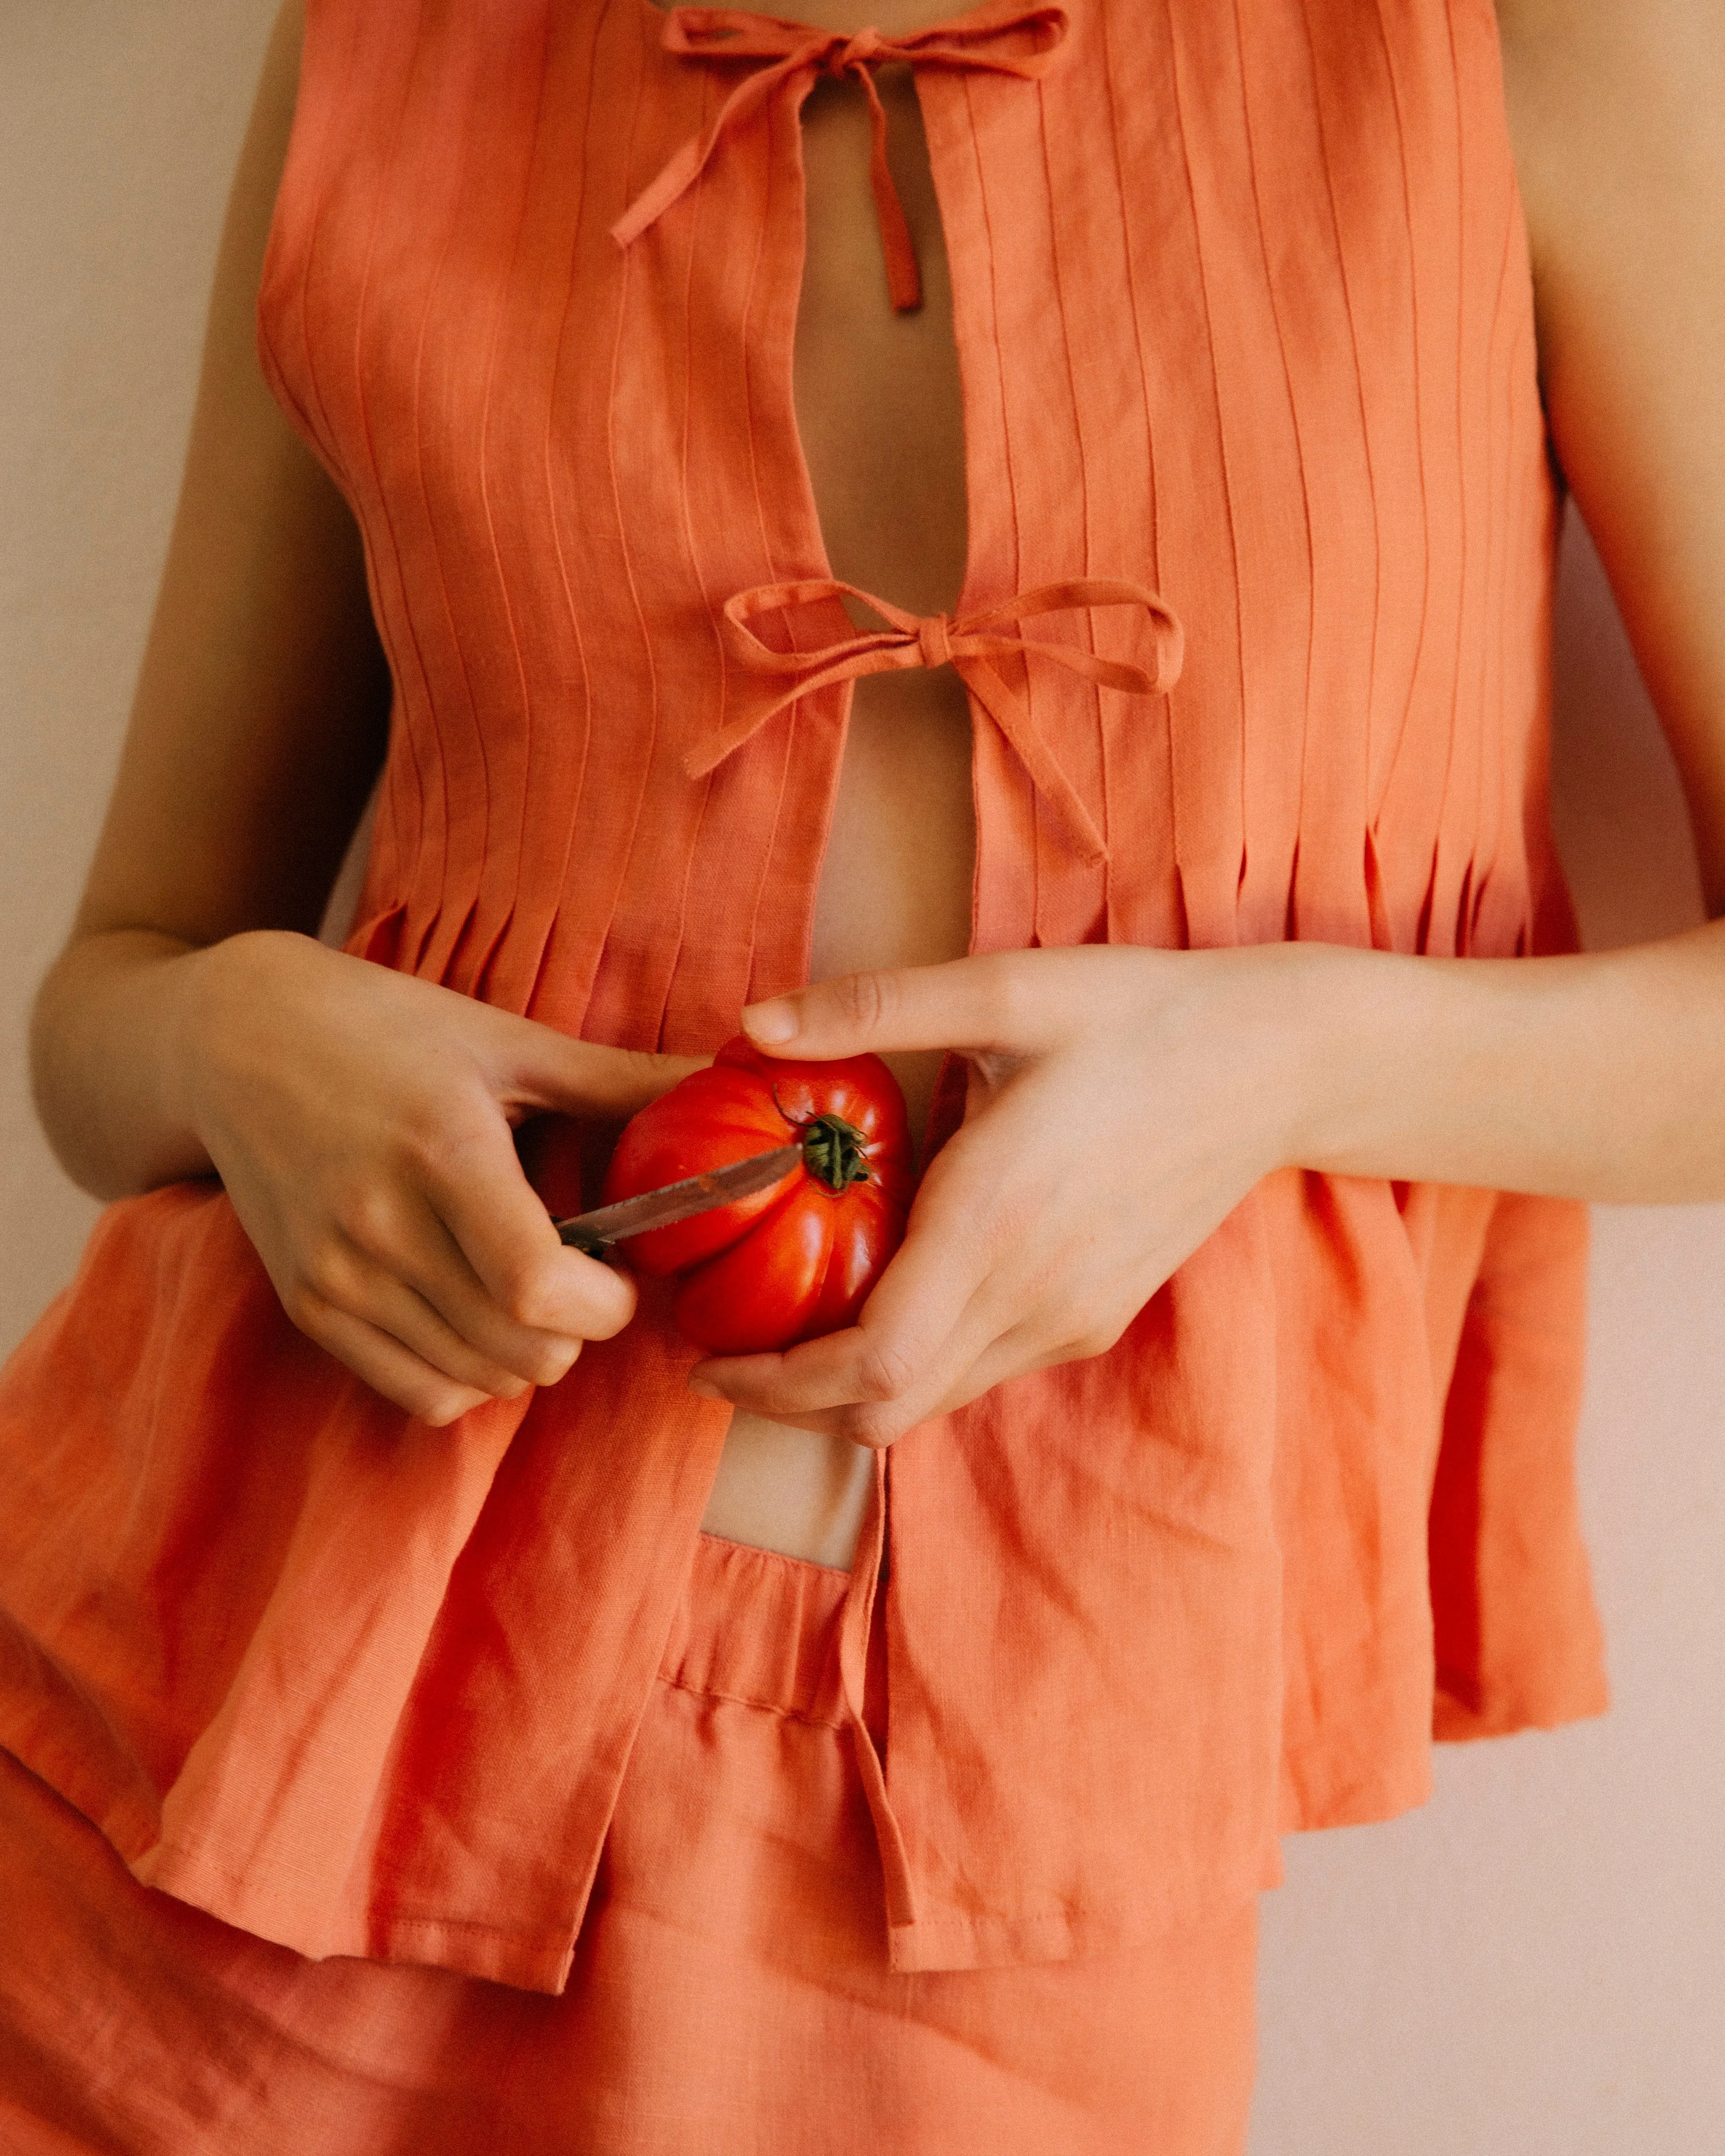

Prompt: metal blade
xmin=553 ymin=1144 xmax=801 ymax=1257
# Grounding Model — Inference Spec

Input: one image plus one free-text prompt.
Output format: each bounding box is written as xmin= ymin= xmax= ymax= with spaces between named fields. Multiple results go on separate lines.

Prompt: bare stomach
xmin=695 ymin=33 xmax=974 ymax=1568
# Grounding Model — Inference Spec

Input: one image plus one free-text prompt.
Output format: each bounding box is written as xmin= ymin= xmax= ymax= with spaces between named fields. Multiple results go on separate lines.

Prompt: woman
xmin=0 ymin=0 xmax=1721 ymax=2147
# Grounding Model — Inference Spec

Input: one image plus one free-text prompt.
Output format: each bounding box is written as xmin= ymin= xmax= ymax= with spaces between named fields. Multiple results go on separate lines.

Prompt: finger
xmin=353 ymin=1220 xmax=592 ymax=1391
xmin=690 ymin=1256 xmax=1002 ymax=1444
xmin=689 ymin=1330 xmax=974 ymax=1447
xmin=422 ymin=1107 xmax=638 ymax=1341
xmin=491 ymin=1017 xmax=707 ymax=1121
xmin=688 ymin=1331 xmax=882 ymax=1418
xmin=325 ymin=1254 xmax=546 ymax=1398
xmin=692 ymin=1308 xmax=1099 ymax=1446
xmin=386 ymin=1206 xmax=601 ymax=1387
xmin=287 ymin=1292 xmax=497 ymax=1427
xmin=740 ymin=952 xmax=1048 ymax=1063
xmin=689 ymin=1212 xmax=981 ymax=1417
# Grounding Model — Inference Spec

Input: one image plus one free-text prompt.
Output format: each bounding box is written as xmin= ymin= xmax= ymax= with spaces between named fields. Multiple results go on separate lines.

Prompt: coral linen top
xmin=0 ymin=0 xmax=1607 ymax=1989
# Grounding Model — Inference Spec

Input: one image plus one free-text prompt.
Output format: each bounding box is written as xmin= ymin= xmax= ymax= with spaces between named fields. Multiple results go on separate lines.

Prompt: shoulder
xmin=1492 ymin=0 xmax=1718 ymax=78
xmin=1493 ymin=0 xmax=1725 ymax=268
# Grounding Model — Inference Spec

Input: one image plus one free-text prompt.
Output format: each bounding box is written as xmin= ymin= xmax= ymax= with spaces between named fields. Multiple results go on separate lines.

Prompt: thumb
xmin=741 ymin=956 xmax=1026 ymax=1061
xmin=496 ymin=1016 xmax=707 ymax=1118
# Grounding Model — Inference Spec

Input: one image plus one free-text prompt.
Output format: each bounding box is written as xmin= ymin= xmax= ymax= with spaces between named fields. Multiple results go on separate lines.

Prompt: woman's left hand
xmin=686 ymin=944 xmax=1323 ymax=1446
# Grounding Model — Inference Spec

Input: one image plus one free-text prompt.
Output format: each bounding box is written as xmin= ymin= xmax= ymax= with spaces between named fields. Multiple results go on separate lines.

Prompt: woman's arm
xmin=683 ymin=0 xmax=1725 ymax=1446
xmin=1315 ymin=0 xmax=1725 ymax=1190
xmin=30 ymin=0 xmax=388 ymax=1201
xmin=1499 ymin=0 xmax=1725 ymax=908
xmin=30 ymin=1 xmax=696 ymax=1423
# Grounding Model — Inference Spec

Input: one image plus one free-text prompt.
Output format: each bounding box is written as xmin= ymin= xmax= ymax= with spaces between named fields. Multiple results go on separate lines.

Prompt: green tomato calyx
xmin=798 ymin=1113 xmax=872 ymax=1193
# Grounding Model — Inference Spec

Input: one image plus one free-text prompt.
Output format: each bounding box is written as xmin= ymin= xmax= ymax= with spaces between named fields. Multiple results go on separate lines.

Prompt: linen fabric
xmin=0 ymin=0 xmax=1606 ymax=1993
xmin=0 ymin=1533 xmax=1259 ymax=2154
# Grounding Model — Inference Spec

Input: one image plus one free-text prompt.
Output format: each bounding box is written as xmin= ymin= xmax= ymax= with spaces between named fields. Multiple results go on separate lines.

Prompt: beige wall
xmin=0 ymin=1 xmax=275 ymax=1330
xmin=1 ymin=5 xmax=1721 ymax=2144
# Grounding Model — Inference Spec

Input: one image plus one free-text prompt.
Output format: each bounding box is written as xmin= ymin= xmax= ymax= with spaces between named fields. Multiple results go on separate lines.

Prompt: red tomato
xmin=601 ymin=1036 xmax=914 ymax=1356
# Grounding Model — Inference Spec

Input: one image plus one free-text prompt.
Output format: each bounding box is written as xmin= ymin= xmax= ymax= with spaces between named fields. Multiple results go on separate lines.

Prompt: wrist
xmin=1276 ymin=940 xmax=1582 ymax=1190
xmin=1269 ymin=941 xmax=1460 ymax=1180
xmin=31 ymin=925 xmax=239 ymax=1198
xmin=169 ymin=928 xmax=321 ymax=1158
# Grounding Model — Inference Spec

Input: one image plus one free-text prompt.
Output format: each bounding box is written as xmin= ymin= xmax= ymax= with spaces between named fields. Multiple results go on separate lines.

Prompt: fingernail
xmin=687 ymin=1377 xmax=721 ymax=1401
xmin=741 ymin=998 xmax=796 ymax=1045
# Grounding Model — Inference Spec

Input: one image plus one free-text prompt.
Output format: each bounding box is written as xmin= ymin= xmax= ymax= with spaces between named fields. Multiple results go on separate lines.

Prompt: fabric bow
xmin=612 ymin=3 xmax=1070 ymax=311
xmin=691 ymin=576 xmax=1185 ymax=867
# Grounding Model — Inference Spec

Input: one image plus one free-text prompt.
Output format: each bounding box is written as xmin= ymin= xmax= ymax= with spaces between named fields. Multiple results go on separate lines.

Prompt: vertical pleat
xmin=1460 ymin=213 xmax=1521 ymax=956
xmin=380 ymin=18 xmax=525 ymax=985
xmin=1237 ymin=0 xmax=1380 ymax=951
xmin=490 ymin=0 xmax=607 ymax=1019
xmin=587 ymin=65 xmax=726 ymax=1046
xmin=1166 ymin=0 xmax=1308 ymax=948
xmin=1366 ymin=0 xmax=1472 ymax=947
xmin=267 ymin=0 xmax=451 ymax=959
xmin=1299 ymin=1 xmax=1424 ymax=945
xmin=529 ymin=0 xmax=670 ymax=1037
xmin=470 ymin=0 xmax=612 ymax=1012
xmin=1088 ymin=2 xmax=1181 ymax=952
xmin=960 ymin=63 xmax=1107 ymax=947
xmin=1422 ymin=52 xmax=1495 ymax=959
xmin=538 ymin=0 xmax=685 ymax=1041
xmin=668 ymin=85 xmax=848 ymax=1036
xmin=1094 ymin=1 xmax=1241 ymax=953
xmin=1026 ymin=13 xmax=1156 ymax=948
xmin=919 ymin=74 xmax=1038 ymax=955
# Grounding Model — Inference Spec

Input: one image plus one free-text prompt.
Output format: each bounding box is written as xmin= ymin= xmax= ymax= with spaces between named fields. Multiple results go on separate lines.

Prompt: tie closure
xmin=693 ymin=577 xmax=1185 ymax=868
xmin=624 ymin=10 xmax=1180 ymax=866
xmin=613 ymin=3 xmax=1071 ymax=312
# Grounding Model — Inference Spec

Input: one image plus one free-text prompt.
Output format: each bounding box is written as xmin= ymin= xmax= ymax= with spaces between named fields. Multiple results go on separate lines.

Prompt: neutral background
xmin=2 ymin=5 xmax=1721 ymax=2148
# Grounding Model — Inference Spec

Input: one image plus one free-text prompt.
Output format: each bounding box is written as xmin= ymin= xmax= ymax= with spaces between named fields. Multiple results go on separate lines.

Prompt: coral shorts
xmin=0 ymin=1533 xmax=1256 ymax=2154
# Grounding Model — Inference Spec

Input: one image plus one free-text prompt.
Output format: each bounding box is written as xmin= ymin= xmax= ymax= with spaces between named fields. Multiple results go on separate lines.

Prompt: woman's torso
xmin=254 ymin=0 xmax=1572 ymax=1581
xmin=0 ymin=0 xmax=1609 ymax=1988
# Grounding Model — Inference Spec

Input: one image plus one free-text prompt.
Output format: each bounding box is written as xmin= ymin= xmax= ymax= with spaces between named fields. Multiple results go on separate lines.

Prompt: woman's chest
xmin=280 ymin=0 xmax=1532 ymax=614
xmin=267 ymin=0 xmax=1554 ymax=1003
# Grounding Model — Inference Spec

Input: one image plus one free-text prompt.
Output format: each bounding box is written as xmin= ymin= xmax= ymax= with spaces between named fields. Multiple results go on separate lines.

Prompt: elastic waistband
xmin=658 ymin=1531 xmax=851 ymax=1728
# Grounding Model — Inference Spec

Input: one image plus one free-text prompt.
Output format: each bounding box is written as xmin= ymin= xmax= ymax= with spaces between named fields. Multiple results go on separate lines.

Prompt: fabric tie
xmin=691 ymin=577 xmax=1185 ymax=867
xmin=613 ymin=3 xmax=1070 ymax=312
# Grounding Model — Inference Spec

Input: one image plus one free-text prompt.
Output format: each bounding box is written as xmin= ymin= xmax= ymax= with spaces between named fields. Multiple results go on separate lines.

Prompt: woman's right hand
xmin=175 ymin=929 xmax=701 ymax=1424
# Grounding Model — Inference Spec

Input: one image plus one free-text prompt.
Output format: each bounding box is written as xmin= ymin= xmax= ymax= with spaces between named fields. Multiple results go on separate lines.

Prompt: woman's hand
xmin=174 ymin=930 xmax=700 ymax=1424
xmin=685 ymin=945 xmax=1320 ymax=1447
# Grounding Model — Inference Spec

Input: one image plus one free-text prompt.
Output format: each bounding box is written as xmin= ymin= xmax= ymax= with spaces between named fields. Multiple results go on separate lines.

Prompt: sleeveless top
xmin=0 ymin=0 xmax=1607 ymax=1989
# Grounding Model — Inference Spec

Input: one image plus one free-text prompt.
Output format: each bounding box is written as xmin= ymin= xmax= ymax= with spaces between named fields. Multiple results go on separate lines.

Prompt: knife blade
xmin=553 ymin=1144 xmax=802 ymax=1258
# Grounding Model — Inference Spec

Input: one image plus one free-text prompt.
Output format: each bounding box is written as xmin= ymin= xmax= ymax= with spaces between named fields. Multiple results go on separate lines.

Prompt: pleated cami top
xmin=0 ymin=0 xmax=1607 ymax=1987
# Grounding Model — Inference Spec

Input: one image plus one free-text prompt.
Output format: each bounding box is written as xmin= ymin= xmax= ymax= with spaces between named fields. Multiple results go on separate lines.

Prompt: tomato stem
xmin=795 ymin=1112 xmax=872 ymax=1192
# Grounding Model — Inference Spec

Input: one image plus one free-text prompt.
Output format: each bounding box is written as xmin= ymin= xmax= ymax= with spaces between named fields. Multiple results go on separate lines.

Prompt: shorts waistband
xmin=657 ymin=1531 xmax=851 ymax=1728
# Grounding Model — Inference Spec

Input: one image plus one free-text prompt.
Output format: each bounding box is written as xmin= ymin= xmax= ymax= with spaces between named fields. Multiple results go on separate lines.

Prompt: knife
xmin=553 ymin=1144 xmax=802 ymax=1259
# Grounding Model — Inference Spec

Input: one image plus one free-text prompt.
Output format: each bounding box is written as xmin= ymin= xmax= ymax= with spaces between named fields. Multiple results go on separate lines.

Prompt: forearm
xmin=30 ymin=928 xmax=234 ymax=1200
xmin=1293 ymin=923 xmax=1725 ymax=1203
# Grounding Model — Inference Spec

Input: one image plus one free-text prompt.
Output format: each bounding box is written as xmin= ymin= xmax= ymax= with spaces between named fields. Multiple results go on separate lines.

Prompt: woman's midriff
xmin=690 ymin=14 xmax=976 ymax=1568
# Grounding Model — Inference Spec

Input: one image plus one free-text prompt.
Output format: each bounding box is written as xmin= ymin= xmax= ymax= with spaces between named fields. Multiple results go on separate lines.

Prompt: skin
xmin=28 ymin=0 xmax=1725 ymax=1554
